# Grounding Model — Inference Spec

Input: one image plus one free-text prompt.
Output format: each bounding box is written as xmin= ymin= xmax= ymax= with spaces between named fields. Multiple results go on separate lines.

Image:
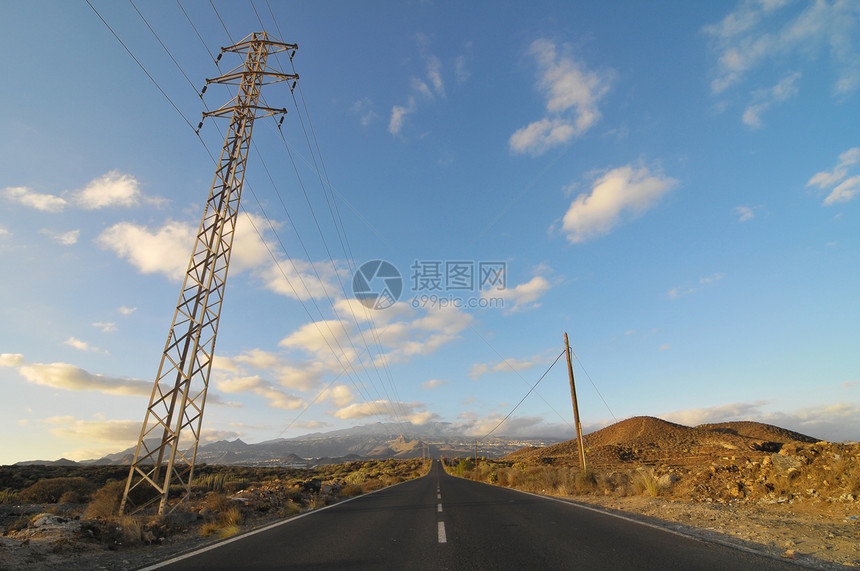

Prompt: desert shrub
xmin=18 ymin=477 xmax=96 ymax=504
xmin=99 ymin=515 xmax=144 ymax=547
xmin=635 ymin=468 xmax=660 ymax=497
xmin=85 ymin=480 xmax=126 ymax=518
xmin=222 ymin=506 xmax=242 ymax=526
xmin=0 ymin=488 xmax=19 ymax=503
xmin=456 ymin=460 xmax=474 ymax=476
xmin=204 ymin=493 xmax=232 ymax=513
xmin=575 ymin=469 xmax=597 ymax=493
xmin=58 ymin=490 xmax=84 ymax=504
xmin=194 ymin=472 xmax=227 ymax=492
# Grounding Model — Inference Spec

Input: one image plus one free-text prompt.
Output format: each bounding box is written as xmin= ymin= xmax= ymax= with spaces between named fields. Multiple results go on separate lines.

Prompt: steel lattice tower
xmin=120 ymin=32 xmax=298 ymax=515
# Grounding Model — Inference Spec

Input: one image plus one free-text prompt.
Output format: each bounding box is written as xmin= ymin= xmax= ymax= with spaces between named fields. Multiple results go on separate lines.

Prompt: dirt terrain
xmin=0 ymin=459 xmax=429 ymax=570
xmin=457 ymin=416 xmax=860 ymax=567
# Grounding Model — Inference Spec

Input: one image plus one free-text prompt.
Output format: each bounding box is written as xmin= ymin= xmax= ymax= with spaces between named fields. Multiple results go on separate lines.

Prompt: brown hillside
xmin=504 ymin=416 xmax=820 ymax=468
xmin=696 ymin=421 xmax=818 ymax=444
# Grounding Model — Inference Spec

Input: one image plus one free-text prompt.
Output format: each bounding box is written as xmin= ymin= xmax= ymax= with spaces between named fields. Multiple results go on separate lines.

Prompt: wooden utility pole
xmin=564 ymin=332 xmax=587 ymax=470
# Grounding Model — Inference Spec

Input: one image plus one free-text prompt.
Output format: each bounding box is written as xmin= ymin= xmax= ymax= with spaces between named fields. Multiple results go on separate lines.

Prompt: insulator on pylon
xmin=197 ymin=121 xmax=204 ymax=130
xmin=215 ymin=53 xmax=222 ymax=63
xmin=278 ymin=116 xmax=285 ymax=128
xmin=291 ymin=81 xmax=297 ymax=91
xmin=201 ymin=85 xmax=207 ymax=95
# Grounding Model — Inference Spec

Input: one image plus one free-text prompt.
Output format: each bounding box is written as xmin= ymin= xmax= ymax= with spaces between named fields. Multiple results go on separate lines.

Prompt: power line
xmin=480 ymin=349 xmax=566 ymax=441
xmin=572 ymin=350 xmax=618 ymax=424
xmin=85 ymin=0 xmax=197 ymax=132
xmin=470 ymin=325 xmax=575 ymax=431
xmin=176 ymin=0 xmax=218 ymax=65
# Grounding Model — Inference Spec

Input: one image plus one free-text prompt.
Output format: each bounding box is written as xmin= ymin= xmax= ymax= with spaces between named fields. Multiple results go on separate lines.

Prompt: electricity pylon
xmin=120 ymin=32 xmax=298 ymax=515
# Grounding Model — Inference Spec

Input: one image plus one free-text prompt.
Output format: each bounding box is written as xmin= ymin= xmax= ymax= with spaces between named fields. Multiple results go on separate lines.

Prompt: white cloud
xmin=63 ymin=336 xmax=105 ymax=353
xmin=292 ymin=420 xmax=331 ymax=430
xmin=0 ymin=225 xmax=8 ymax=236
xmin=470 ymin=352 xmax=547 ymax=379
xmin=215 ymin=375 xmax=303 ymax=410
xmin=3 ymin=172 xmax=161 ymax=213
xmin=96 ymin=213 xmax=274 ymax=281
xmin=808 ymin=147 xmax=860 ymax=188
xmin=509 ymin=118 xmax=577 ymax=156
xmin=822 ymin=176 xmax=860 ymax=205
xmin=660 ymin=401 xmax=860 ymax=443
xmin=72 ymin=170 xmax=152 ymax=209
xmin=280 ymin=320 xmax=353 ymax=357
xmin=510 ymin=39 xmax=613 ymax=156
xmin=454 ymin=54 xmax=470 ymax=84
xmin=668 ymin=272 xmax=724 ymax=299
xmin=807 ymin=147 xmax=860 ymax=205
xmin=119 ymin=306 xmax=137 ymax=316
xmin=256 ymin=256 xmax=344 ymax=301
xmin=561 ymin=164 xmax=677 ymax=243
xmin=40 ymin=229 xmax=79 ymax=245
xmin=421 ymin=379 xmax=449 ymax=390
xmin=426 ymin=55 xmax=445 ymax=97
xmin=388 ymin=97 xmax=416 ymax=135
xmin=705 ymin=1 xmax=860 ymax=95
xmin=43 ymin=416 xmax=141 ymax=443
xmin=96 ymin=220 xmax=194 ymax=280
xmin=318 ymin=384 xmax=357 ymax=407
xmin=659 ymin=344 xmax=671 ymax=351
xmin=459 ymin=414 xmax=571 ymax=439
xmin=408 ymin=411 xmax=440 ymax=425
xmin=16 ymin=361 xmax=150 ymax=396
xmin=214 ymin=350 xmax=325 ymax=392
xmin=351 ymin=97 xmax=378 ymax=126
xmin=742 ymin=71 xmax=801 ymax=128
xmin=3 ymin=186 xmax=67 ymax=212
xmin=733 ymin=205 xmax=757 ymax=222
xmin=92 ymin=321 xmax=117 ymax=333
xmin=0 ymin=353 xmax=25 ymax=367
xmin=411 ymin=77 xmax=433 ymax=100
xmin=485 ymin=275 xmax=551 ymax=313
xmin=333 ymin=399 xmax=429 ymax=422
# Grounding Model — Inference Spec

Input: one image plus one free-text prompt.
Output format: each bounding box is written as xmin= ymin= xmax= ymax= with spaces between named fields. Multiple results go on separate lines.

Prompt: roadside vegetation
xmin=445 ymin=440 xmax=860 ymax=506
xmin=0 ymin=458 xmax=430 ymax=555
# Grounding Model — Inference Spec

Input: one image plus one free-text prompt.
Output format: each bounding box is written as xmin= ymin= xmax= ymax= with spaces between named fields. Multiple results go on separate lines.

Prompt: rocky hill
xmin=504 ymin=416 xmax=819 ymax=468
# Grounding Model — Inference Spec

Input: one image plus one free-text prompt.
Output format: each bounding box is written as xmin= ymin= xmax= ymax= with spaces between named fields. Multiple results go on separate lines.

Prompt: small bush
xmin=635 ymin=468 xmax=660 ymax=497
xmin=0 ymin=488 xmax=19 ymax=504
xmin=85 ymin=481 xmax=126 ymax=518
xmin=18 ymin=477 xmax=97 ymax=504
xmin=339 ymin=484 xmax=363 ymax=497
xmin=456 ymin=460 xmax=474 ymax=476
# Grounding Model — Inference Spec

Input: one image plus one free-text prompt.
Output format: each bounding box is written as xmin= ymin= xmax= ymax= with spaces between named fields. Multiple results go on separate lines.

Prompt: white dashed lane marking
xmin=437 ymin=503 xmax=443 ymax=513
xmin=438 ymin=521 xmax=447 ymax=543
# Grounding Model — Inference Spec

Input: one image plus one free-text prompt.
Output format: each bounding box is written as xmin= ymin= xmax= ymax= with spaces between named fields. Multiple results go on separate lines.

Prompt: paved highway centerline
xmin=437 ymin=503 xmax=443 ymax=513
xmin=437 ymin=521 xmax=447 ymax=544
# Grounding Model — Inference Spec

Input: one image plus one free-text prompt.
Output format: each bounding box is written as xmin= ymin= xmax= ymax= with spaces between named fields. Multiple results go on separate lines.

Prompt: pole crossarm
xmin=120 ymin=31 xmax=296 ymax=516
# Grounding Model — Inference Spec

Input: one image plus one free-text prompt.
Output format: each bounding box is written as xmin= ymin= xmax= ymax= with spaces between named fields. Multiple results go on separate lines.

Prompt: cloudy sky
xmin=1 ymin=0 xmax=858 ymax=464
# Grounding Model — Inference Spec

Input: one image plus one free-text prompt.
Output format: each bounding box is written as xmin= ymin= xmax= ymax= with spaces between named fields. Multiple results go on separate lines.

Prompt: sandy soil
xmin=570 ymin=495 xmax=860 ymax=569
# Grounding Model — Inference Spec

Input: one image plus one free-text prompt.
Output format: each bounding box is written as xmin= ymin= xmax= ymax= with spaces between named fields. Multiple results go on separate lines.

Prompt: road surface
xmin=147 ymin=460 xmax=800 ymax=570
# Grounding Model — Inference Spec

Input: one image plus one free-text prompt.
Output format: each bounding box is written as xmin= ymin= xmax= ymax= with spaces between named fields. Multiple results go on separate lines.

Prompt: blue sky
xmin=1 ymin=0 xmax=858 ymax=464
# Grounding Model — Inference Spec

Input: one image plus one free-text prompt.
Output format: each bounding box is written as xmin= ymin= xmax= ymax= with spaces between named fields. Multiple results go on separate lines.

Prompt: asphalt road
xmin=147 ymin=460 xmax=801 ymax=570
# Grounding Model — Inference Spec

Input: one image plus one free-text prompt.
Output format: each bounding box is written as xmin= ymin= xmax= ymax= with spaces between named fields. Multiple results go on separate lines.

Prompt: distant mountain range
xmin=14 ymin=422 xmax=564 ymax=467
